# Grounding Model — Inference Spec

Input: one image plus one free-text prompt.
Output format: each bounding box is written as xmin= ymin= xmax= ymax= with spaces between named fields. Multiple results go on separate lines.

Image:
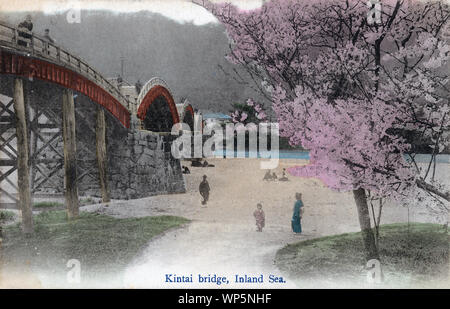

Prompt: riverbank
xmin=1 ymin=158 xmax=447 ymax=288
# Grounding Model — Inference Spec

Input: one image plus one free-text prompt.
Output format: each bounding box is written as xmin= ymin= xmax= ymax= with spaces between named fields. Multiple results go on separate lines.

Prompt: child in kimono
xmin=253 ymin=203 xmax=265 ymax=232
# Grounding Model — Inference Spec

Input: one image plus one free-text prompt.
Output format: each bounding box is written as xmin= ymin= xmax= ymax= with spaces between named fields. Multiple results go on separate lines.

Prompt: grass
xmin=79 ymin=197 xmax=97 ymax=206
xmin=275 ymin=223 xmax=449 ymax=288
xmin=1 ymin=210 xmax=190 ymax=285
xmin=33 ymin=197 xmax=98 ymax=210
xmin=0 ymin=210 xmax=15 ymax=223
xmin=33 ymin=201 xmax=64 ymax=209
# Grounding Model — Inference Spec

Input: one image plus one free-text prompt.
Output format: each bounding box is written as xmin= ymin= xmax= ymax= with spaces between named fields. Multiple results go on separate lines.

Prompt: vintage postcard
xmin=0 ymin=0 xmax=448 ymax=296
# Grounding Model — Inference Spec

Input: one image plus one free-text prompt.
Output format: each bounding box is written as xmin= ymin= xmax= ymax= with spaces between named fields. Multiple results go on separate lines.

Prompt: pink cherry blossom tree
xmin=230 ymin=98 xmax=268 ymax=124
xmin=195 ymin=0 xmax=450 ymax=260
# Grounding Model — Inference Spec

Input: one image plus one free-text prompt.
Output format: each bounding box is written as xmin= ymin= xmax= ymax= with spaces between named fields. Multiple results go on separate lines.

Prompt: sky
xmin=0 ymin=0 xmax=264 ymax=25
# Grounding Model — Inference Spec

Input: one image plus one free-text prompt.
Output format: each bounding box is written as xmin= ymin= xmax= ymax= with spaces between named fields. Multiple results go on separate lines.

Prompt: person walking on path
xmin=199 ymin=175 xmax=210 ymax=205
xmin=253 ymin=203 xmax=265 ymax=232
xmin=291 ymin=192 xmax=304 ymax=234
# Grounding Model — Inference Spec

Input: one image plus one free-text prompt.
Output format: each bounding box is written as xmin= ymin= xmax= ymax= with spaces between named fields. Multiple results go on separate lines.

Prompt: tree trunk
xmin=62 ymin=89 xmax=79 ymax=219
xmin=353 ymin=188 xmax=379 ymax=260
xmin=96 ymin=107 xmax=110 ymax=203
xmin=13 ymin=78 xmax=33 ymax=234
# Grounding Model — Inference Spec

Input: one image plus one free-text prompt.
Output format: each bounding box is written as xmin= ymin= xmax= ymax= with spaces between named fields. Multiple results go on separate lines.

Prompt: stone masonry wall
xmin=107 ymin=128 xmax=186 ymax=200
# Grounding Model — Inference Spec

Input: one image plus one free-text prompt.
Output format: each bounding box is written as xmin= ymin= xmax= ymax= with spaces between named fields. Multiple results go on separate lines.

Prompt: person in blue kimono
xmin=291 ymin=192 xmax=304 ymax=233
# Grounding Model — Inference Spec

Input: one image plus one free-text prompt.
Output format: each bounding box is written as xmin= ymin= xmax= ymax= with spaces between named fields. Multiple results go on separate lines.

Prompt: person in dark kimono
xmin=253 ymin=203 xmax=265 ymax=232
xmin=18 ymin=15 xmax=33 ymax=47
xmin=135 ymin=79 xmax=142 ymax=95
xmin=292 ymin=192 xmax=304 ymax=234
xmin=117 ymin=74 xmax=123 ymax=86
xmin=199 ymin=175 xmax=210 ymax=205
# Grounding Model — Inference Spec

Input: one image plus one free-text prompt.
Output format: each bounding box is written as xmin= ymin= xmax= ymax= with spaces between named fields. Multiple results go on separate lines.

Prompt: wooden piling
xmin=96 ymin=107 xmax=110 ymax=203
xmin=62 ymin=89 xmax=79 ymax=219
xmin=13 ymin=78 xmax=33 ymax=234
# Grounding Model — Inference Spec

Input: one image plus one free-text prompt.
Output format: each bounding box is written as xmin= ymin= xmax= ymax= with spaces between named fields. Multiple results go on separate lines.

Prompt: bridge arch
xmin=176 ymin=99 xmax=195 ymax=131
xmin=136 ymin=78 xmax=180 ymax=132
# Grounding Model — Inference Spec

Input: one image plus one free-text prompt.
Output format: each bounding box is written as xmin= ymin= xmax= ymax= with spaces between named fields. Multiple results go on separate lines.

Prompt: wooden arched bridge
xmin=0 ymin=21 xmax=202 ymax=233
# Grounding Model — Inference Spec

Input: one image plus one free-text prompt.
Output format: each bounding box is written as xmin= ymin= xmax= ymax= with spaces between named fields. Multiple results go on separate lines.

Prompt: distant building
xmin=119 ymin=85 xmax=138 ymax=101
xmin=203 ymin=113 xmax=232 ymax=130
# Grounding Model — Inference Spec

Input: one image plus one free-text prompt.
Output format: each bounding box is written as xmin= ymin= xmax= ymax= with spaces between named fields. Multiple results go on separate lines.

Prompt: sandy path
xmin=79 ymin=158 xmax=446 ymax=288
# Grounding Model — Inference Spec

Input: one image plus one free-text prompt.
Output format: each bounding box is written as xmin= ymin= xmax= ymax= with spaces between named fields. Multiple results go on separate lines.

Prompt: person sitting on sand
xmin=199 ymin=175 xmax=210 ymax=205
xmin=263 ymin=170 xmax=272 ymax=181
xmin=198 ymin=160 xmax=215 ymax=167
xmin=182 ymin=166 xmax=190 ymax=174
xmin=272 ymin=172 xmax=278 ymax=181
xmin=191 ymin=159 xmax=203 ymax=167
xmin=279 ymin=168 xmax=289 ymax=181
xmin=253 ymin=203 xmax=265 ymax=232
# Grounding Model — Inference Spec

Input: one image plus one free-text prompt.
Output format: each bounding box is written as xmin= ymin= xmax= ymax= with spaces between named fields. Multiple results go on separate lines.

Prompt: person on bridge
xmin=43 ymin=29 xmax=55 ymax=44
xmin=17 ymin=15 xmax=33 ymax=47
xmin=199 ymin=175 xmax=210 ymax=205
xmin=43 ymin=29 xmax=55 ymax=55
xmin=117 ymin=74 xmax=123 ymax=86
xmin=135 ymin=79 xmax=142 ymax=94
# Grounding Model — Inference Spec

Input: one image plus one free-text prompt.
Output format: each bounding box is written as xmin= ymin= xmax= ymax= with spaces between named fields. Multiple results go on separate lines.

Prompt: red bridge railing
xmin=0 ymin=21 xmax=132 ymax=127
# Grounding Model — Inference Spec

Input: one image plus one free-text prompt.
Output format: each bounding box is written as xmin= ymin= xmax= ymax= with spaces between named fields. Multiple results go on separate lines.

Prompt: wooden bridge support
xmin=28 ymin=85 xmax=64 ymax=195
xmin=13 ymin=78 xmax=33 ymax=234
xmin=62 ymin=89 xmax=79 ymax=219
xmin=96 ymin=107 xmax=110 ymax=203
